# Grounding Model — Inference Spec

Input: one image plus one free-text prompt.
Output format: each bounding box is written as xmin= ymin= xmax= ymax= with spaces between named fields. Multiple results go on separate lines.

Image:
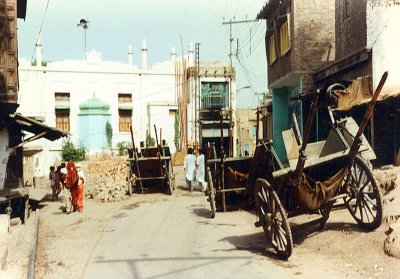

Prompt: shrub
xmin=146 ymin=134 xmax=155 ymax=147
xmin=105 ymin=121 xmax=113 ymax=148
xmin=116 ymin=141 xmax=130 ymax=156
xmin=61 ymin=138 xmax=86 ymax=162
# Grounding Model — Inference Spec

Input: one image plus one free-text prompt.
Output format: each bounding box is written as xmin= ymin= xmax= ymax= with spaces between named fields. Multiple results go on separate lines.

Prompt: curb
xmin=27 ymin=209 xmax=39 ymax=279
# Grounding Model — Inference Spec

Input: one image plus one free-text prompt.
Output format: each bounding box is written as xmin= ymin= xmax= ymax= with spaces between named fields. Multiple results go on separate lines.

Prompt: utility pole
xmin=195 ymin=43 xmax=200 ymax=150
xmin=222 ymin=18 xmax=257 ymax=157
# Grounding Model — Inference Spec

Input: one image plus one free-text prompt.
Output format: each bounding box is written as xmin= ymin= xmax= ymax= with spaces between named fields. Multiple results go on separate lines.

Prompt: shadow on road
xmin=93 ymin=255 xmax=253 ymax=279
xmin=290 ymin=219 xmax=365 ymax=246
xmin=218 ymin=231 xmax=283 ymax=259
xmin=192 ymin=207 xmax=211 ymax=218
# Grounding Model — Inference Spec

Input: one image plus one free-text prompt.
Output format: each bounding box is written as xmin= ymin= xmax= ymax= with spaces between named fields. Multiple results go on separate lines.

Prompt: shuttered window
xmin=280 ymin=20 xmax=290 ymax=54
xmin=119 ymin=110 xmax=132 ymax=132
xmin=268 ymin=34 xmax=277 ymax=65
xmin=118 ymin=93 xmax=132 ymax=132
xmin=55 ymin=109 xmax=70 ymax=132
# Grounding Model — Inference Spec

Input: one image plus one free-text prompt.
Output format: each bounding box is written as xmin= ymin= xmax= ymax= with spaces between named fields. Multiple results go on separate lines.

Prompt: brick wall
xmin=336 ymin=0 xmax=367 ymax=60
xmin=293 ymin=0 xmax=336 ymax=71
xmin=266 ymin=0 xmax=336 ymax=87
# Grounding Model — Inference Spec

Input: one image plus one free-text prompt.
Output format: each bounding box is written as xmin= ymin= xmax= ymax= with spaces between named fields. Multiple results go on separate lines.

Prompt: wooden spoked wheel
xmin=207 ymin=167 xmax=216 ymax=218
xmin=343 ymin=156 xmax=382 ymax=230
xmin=254 ymin=178 xmax=293 ymax=258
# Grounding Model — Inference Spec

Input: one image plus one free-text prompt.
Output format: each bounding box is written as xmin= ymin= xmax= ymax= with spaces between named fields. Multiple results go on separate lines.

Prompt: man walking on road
xmin=184 ymin=147 xmax=196 ymax=192
xmin=196 ymin=148 xmax=207 ymax=192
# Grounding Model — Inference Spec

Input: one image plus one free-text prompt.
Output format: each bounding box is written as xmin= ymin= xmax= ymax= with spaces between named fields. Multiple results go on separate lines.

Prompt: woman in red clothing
xmin=75 ymin=163 xmax=85 ymax=212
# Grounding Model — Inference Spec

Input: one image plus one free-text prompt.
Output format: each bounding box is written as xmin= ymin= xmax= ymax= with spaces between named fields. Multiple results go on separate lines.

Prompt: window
xmin=201 ymin=82 xmax=229 ymax=109
xmin=118 ymin=93 xmax=132 ymax=132
xmin=119 ymin=110 xmax=132 ymax=132
xmin=54 ymin=93 xmax=70 ymax=132
xmin=55 ymin=109 xmax=70 ymax=132
xmin=118 ymin=93 xmax=132 ymax=104
xmin=268 ymin=34 xmax=277 ymax=65
xmin=279 ymin=20 xmax=290 ymax=54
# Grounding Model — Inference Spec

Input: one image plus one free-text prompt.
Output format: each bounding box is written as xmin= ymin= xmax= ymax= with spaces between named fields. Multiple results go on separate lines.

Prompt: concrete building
xmin=236 ymin=108 xmax=263 ymax=156
xmin=17 ymin=39 xmax=179 ymax=179
xmin=185 ymin=61 xmax=237 ymax=156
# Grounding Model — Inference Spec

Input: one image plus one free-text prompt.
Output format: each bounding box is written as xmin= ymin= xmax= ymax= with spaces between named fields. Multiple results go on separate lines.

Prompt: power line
xmin=30 ymin=0 xmax=50 ymax=64
xmin=19 ymin=0 xmax=51 ymax=103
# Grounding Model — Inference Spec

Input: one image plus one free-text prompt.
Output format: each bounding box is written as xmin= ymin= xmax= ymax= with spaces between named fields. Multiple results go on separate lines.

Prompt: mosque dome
xmin=79 ymin=95 xmax=110 ymax=115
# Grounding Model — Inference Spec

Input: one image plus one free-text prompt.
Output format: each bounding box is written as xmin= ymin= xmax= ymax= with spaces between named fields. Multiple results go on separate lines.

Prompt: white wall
xmin=367 ymin=2 xmax=400 ymax=94
xmin=17 ymin=53 xmax=177 ymax=177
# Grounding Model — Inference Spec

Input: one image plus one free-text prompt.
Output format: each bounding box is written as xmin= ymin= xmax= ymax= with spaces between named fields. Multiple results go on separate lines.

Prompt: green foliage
xmin=105 ymin=121 xmax=113 ymax=148
xmin=61 ymin=138 xmax=86 ymax=162
xmin=116 ymin=141 xmax=130 ymax=156
xmin=174 ymin=110 xmax=179 ymax=151
xmin=146 ymin=134 xmax=155 ymax=147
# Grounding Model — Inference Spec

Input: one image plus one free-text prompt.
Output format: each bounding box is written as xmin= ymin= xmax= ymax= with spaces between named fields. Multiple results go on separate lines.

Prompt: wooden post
xmin=130 ymin=125 xmax=144 ymax=194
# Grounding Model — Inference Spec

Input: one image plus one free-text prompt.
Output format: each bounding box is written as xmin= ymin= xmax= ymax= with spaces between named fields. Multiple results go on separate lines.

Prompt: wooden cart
xmin=126 ymin=125 xmax=175 ymax=195
xmin=206 ymin=72 xmax=388 ymax=258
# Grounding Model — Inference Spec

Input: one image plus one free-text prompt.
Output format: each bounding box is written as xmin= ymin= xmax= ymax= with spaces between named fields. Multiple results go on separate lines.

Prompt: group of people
xmin=183 ymin=147 xmax=207 ymax=192
xmin=49 ymin=161 xmax=85 ymax=214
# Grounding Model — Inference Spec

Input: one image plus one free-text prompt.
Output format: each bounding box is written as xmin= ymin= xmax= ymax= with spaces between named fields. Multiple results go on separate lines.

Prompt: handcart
xmin=126 ymin=125 xmax=175 ymax=195
xmin=208 ymin=72 xmax=388 ymax=258
xmin=205 ymin=144 xmax=252 ymax=218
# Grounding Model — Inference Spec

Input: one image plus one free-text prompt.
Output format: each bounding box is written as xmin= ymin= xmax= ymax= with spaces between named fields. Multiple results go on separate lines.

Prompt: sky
xmin=17 ymin=0 xmax=268 ymax=108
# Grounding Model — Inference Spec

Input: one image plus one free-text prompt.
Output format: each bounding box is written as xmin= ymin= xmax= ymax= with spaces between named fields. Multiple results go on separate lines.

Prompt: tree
xmin=105 ymin=121 xmax=113 ymax=148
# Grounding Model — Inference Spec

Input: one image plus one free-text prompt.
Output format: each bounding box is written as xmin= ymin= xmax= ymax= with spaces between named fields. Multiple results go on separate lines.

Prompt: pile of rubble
xmin=373 ymin=165 xmax=400 ymax=259
xmin=84 ymin=157 xmax=130 ymax=202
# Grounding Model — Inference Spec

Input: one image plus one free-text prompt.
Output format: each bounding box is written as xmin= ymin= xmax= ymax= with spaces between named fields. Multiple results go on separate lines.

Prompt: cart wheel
xmin=343 ymin=156 xmax=382 ymax=230
xmin=254 ymin=178 xmax=293 ymax=258
xmin=127 ymin=168 xmax=133 ymax=196
xmin=167 ymin=161 xmax=174 ymax=195
xmin=207 ymin=167 xmax=216 ymax=218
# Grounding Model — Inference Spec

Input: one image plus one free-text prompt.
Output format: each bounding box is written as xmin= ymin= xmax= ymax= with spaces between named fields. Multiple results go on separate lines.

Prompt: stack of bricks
xmin=0 ymin=0 xmax=18 ymax=103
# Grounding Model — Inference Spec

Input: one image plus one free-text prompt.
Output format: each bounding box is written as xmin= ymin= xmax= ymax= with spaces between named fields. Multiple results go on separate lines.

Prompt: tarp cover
xmin=297 ymin=169 xmax=346 ymax=210
xmin=335 ymin=76 xmax=373 ymax=111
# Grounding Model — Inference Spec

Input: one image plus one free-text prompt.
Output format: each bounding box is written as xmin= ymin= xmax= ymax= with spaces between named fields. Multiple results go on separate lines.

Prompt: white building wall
xmin=17 ymin=50 xmax=177 ymax=177
xmin=367 ymin=2 xmax=400 ymax=94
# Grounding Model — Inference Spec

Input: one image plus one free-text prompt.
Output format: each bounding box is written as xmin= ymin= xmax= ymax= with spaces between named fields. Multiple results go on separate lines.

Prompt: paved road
xmin=82 ymin=167 xmax=352 ymax=279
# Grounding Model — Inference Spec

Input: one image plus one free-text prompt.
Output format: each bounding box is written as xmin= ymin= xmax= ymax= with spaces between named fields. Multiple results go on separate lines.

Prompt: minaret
xmin=35 ymin=35 xmax=42 ymax=67
xmin=141 ymin=39 xmax=148 ymax=70
xmin=128 ymin=44 xmax=133 ymax=66
xmin=171 ymin=47 xmax=176 ymax=62
xmin=188 ymin=41 xmax=194 ymax=67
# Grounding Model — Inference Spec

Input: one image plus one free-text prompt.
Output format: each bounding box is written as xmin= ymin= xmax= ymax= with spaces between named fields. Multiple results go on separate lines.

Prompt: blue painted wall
xmin=78 ymin=114 xmax=111 ymax=152
xmin=272 ymin=86 xmax=303 ymax=164
xmin=272 ymin=88 xmax=290 ymax=163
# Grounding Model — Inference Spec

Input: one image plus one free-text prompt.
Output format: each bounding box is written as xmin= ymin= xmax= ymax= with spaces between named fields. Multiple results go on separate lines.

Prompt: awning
xmin=7 ymin=113 xmax=68 ymax=147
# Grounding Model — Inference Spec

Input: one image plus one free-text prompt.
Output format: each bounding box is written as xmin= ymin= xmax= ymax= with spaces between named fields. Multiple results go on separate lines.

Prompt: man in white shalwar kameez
xmin=184 ymin=147 xmax=196 ymax=192
xmin=196 ymin=148 xmax=207 ymax=192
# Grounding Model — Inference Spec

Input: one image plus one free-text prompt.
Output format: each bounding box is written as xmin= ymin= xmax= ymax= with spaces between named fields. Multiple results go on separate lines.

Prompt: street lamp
xmin=234 ymin=85 xmax=251 ymax=97
xmin=77 ymin=19 xmax=89 ymax=60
